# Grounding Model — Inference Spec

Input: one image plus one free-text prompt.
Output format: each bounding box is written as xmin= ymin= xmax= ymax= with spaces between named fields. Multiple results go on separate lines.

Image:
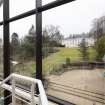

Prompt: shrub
xmin=95 ymin=35 xmax=105 ymax=61
xmin=66 ymin=58 xmax=70 ymax=66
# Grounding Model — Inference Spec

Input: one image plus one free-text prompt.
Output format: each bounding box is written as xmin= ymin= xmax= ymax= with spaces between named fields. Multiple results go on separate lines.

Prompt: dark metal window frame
xmin=0 ymin=0 xmax=75 ymax=104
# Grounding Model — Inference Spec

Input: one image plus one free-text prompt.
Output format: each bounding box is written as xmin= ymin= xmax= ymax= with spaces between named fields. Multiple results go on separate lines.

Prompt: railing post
xmin=31 ymin=82 xmax=35 ymax=105
xmin=12 ymin=78 xmax=16 ymax=105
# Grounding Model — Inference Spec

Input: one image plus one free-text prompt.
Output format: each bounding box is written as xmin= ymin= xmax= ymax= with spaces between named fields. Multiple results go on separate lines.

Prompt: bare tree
xmin=44 ymin=25 xmax=63 ymax=44
xmin=90 ymin=16 xmax=105 ymax=40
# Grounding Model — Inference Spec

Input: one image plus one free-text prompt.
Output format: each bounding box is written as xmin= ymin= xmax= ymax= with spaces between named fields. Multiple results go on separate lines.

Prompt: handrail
xmin=0 ymin=73 xmax=48 ymax=105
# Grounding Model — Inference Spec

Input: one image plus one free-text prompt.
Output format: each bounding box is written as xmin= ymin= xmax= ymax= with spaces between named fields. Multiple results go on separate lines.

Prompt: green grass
xmin=43 ymin=48 xmax=80 ymax=73
xmin=43 ymin=47 xmax=96 ymax=73
xmin=14 ymin=47 xmax=96 ymax=76
xmin=88 ymin=48 xmax=96 ymax=61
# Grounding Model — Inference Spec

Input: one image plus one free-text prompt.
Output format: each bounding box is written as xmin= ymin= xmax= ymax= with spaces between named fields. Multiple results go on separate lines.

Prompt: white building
xmin=62 ymin=37 xmax=94 ymax=48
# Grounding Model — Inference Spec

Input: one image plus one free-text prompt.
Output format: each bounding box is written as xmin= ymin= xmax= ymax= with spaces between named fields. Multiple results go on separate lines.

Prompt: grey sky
xmin=0 ymin=0 xmax=105 ymax=38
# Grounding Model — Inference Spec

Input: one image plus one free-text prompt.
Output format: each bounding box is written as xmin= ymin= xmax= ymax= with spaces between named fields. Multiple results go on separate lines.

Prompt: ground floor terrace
xmin=47 ymin=69 xmax=105 ymax=105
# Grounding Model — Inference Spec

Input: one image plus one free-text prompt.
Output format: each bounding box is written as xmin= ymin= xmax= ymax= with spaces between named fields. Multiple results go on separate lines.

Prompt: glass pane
xmin=42 ymin=0 xmax=105 ymax=104
xmin=0 ymin=26 xmax=3 ymax=78
xmin=10 ymin=0 xmax=35 ymax=18
xmin=0 ymin=4 xmax=3 ymax=22
xmin=10 ymin=16 xmax=36 ymax=77
xmin=42 ymin=0 xmax=55 ymax=5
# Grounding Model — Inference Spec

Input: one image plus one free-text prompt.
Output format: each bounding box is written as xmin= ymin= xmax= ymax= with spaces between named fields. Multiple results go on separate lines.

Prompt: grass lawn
xmin=14 ymin=47 xmax=96 ymax=76
xmin=43 ymin=47 xmax=96 ymax=74
xmin=42 ymin=48 xmax=79 ymax=74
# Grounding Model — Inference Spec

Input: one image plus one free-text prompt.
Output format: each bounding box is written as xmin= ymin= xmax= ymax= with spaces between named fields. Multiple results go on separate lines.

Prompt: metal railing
xmin=0 ymin=73 xmax=48 ymax=105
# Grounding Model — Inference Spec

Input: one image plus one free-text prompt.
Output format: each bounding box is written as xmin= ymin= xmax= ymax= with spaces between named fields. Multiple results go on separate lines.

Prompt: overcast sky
xmin=0 ymin=0 xmax=105 ymax=38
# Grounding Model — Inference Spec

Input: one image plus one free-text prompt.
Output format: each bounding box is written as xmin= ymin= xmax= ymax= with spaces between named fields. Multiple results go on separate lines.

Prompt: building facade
xmin=62 ymin=37 xmax=94 ymax=48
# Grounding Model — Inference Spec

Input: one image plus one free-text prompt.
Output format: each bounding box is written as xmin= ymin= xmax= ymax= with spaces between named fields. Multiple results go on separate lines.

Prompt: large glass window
xmin=42 ymin=0 xmax=105 ymax=104
xmin=10 ymin=16 xmax=36 ymax=77
xmin=0 ymin=26 xmax=3 ymax=78
xmin=0 ymin=0 xmax=105 ymax=104
xmin=10 ymin=0 xmax=35 ymax=18
xmin=0 ymin=4 xmax=3 ymax=22
xmin=42 ymin=0 xmax=55 ymax=5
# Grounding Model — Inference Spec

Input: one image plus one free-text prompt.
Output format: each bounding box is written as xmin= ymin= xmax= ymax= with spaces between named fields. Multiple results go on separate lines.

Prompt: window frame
xmin=0 ymin=0 xmax=75 ymax=104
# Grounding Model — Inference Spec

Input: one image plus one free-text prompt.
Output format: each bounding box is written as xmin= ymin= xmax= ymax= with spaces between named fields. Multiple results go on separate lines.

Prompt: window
xmin=1 ymin=0 xmax=105 ymax=105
